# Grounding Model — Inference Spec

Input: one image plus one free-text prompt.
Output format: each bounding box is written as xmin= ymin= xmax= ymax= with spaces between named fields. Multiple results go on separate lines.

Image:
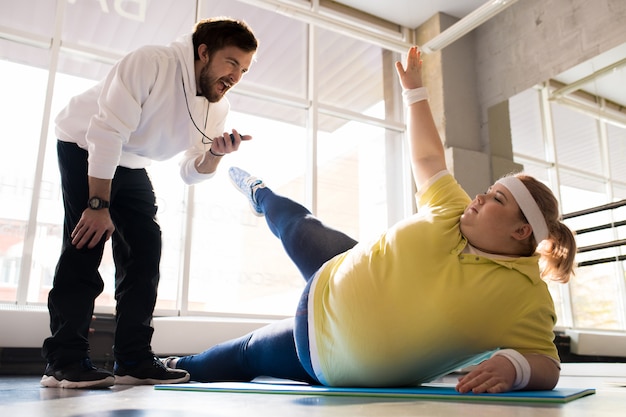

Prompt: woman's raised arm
xmin=395 ymin=46 xmax=447 ymax=188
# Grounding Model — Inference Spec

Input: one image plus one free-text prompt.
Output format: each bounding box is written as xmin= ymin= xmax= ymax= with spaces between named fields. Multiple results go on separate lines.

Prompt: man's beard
xmin=198 ymin=65 xmax=229 ymax=103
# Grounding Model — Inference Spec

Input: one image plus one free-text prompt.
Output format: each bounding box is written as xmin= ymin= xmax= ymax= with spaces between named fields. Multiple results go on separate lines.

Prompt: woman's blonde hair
xmin=516 ymin=174 xmax=577 ymax=283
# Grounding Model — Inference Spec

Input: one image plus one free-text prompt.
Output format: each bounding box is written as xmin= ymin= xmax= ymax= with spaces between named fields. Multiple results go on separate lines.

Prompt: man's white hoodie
xmin=55 ymin=34 xmax=228 ymax=185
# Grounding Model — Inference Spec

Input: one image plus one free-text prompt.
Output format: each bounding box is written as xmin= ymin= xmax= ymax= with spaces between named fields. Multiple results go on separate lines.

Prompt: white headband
xmin=496 ymin=176 xmax=549 ymax=244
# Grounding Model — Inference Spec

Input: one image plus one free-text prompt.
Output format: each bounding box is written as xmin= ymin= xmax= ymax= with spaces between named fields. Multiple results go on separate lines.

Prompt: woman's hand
xmin=394 ymin=46 xmax=446 ymax=188
xmin=455 ymin=355 xmax=517 ymax=394
xmin=395 ymin=46 xmax=423 ymax=90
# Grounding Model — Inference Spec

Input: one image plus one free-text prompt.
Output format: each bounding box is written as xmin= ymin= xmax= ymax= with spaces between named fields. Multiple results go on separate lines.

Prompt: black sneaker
xmin=40 ymin=358 xmax=115 ymax=389
xmin=114 ymin=355 xmax=190 ymax=385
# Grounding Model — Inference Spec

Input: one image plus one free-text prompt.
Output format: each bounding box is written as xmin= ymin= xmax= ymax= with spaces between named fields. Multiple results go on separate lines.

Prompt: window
xmin=0 ymin=53 xmax=50 ymax=303
xmin=0 ymin=0 xmax=405 ymax=317
xmin=510 ymin=84 xmax=626 ymax=331
xmin=184 ymin=103 xmax=308 ymax=316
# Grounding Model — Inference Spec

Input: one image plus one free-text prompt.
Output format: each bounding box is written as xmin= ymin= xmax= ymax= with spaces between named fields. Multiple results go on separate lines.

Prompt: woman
xmin=164 ymin=46 xmax=576 ymax=393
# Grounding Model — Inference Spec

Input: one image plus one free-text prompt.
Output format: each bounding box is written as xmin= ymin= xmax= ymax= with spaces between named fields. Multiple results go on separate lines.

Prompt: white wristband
xmin=402 ymin=87 xmax=428 ymax=106
xmin=492 ymin=349 xmax=531 ymax=390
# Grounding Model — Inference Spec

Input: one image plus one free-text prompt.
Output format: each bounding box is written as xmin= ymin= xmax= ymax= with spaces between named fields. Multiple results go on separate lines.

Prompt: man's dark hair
xmin=192 ymin=17 xmax=258 ymax=60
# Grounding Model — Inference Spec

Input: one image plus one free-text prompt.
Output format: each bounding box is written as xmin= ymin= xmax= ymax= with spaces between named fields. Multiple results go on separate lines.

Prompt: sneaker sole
xmin=227 ymin=176 xmax=264 ymax=217
xmin=114 ymin=373 xmax=190 ymax=385
xmin=40 ymin=375 xmax=115 ymax=389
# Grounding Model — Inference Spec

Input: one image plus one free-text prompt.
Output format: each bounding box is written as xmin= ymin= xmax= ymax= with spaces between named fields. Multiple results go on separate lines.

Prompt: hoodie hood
xmin=170 ymin=33 xmax=196 ymax=98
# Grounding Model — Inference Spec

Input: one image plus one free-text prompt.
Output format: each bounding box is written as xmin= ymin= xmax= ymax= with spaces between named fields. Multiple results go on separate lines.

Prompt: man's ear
xmin=197 ymin=44 xmax=209 ymax=63
xmin=513 ymin=223 xmax=533 ymax=241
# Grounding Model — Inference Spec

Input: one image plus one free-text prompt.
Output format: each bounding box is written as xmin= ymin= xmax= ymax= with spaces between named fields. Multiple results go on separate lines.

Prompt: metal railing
xmin=563 ymin=200 xmax=626 ymax=267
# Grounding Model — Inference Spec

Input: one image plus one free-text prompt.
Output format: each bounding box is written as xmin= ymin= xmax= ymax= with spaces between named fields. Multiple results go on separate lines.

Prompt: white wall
xmin=0 ymin=308 xmax=271 ymax=356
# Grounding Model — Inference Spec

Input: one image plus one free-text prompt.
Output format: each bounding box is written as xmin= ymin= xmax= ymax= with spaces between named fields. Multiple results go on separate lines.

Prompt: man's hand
xmin=208 ymin=130 xmax=252 ymax=156
xmin=71 ymin=208 xmax=115 ymax=249
xmin=196 ymin=130 xmax=252 ymax=174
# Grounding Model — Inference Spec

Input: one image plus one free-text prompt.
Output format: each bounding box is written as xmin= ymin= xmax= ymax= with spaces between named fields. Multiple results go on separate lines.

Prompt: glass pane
xmin=316 ymin=28 xmax=387 ymax=118
xmin=0 ymin=0 xmax=55 ymax=38
xmin=56 ymin=46 xmax=116 ymax=82
xmin=199 ymin=0 xmax=307 ymax=99
xmin=187 ymin=98 xmax=307 ymax=315
xmin=0 ymin=49 xmax=49 ymax=303
xmin=559 ymin=173 xmax=622 ymax=330
xmin=146 ymin=159 xmax=188 ymax=311
xmin=570 ymin=262 xmax=622 ymax=329
xmin=614 ymin=185 xmax=626 ymax=200
xmin=551 ymin=103 xmax=602 ymax=174
xmin=510 ymin=88 xmax=546 ymax=159
xmin=559 ymin=171 xmax=607 ymax=213
xmin=0 ymin=39 xmax=50 ymax=75
xmin=316 ymin=114 xmax=389 ymax=242
xmin=607 ymin=124 xmax=626 ymax=182
xmin=28 ymin=56 xmax=103 ymax=305
xmin=62 ymin=0 xmax=195 ymax=54
xmin=513 ymin=161 xmax=550 ymax=184
xmin=546 ymin=280 xmax=565 ymax=327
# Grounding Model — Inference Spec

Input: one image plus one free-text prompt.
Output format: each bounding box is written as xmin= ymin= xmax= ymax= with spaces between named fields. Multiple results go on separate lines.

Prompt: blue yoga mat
xmin=155 ymin=381 xmax=595 ymax=404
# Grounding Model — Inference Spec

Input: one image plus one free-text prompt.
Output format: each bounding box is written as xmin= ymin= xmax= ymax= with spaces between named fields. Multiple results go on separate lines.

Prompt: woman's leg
xmin=175 ymin=318 xmax=317 ymax=384
xmin=226 ymin=168 xmax=357 ymax=384
xmin=256 ymin=187 xmax=358 ymax=280
xmin=255 ymin=189 xmax=358 ymax=384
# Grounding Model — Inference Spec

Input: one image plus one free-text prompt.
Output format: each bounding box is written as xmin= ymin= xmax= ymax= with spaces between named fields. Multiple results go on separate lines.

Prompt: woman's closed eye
xmin=484 ymin=188 xmax=505 ymax=204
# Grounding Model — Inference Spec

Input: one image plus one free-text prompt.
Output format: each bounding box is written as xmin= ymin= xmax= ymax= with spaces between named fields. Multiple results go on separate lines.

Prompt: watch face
xmin=89 ymin=198 xmax=100 ymax=209
xmin=88 ymin=197 xmax=109 ymax=209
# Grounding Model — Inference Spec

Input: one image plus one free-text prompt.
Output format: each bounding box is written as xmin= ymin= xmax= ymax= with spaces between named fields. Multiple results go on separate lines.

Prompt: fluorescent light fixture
xmin=234 ymin=0 xmax=413 ymax=53
xmin=548 ymin=57 xmax=626 ymax=129
xmin=550 ymin=56 xmax=626 ymax=99
xmin=422 ymin=0 xmax=520 ymax=53
xmin=223 ymin=0 xmax=519 ymax=53
xmin=228 ymin=0 xmax=520 ymax=55
xmin=551 ymin=96 xmax=626 ymax=129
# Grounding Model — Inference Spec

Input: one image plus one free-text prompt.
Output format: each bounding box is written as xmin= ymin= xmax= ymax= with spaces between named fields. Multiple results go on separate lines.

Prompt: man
xmin=41 ymin=17 xmax=258 ymax=389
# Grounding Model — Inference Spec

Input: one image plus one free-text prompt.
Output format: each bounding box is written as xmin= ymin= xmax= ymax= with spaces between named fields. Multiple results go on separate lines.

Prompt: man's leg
xmin=41 ymin=141 xmax=114 ymax=389
xmin=108 ymin=167 xmax=188 ymax=385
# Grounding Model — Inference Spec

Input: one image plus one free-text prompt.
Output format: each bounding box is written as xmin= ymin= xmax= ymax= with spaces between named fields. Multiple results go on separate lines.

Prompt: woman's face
xmin=459 ymin=183 xmax=530 ymax=254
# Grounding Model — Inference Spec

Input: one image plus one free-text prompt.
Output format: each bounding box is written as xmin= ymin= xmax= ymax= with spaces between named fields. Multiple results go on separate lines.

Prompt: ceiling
xmin=333 ymin=0 xmax=486 ymax=29
xmin=335 ymin=0 xmax=626 ymax=110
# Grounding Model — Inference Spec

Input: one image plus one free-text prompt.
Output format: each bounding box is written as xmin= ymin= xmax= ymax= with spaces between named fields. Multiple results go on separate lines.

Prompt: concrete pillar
xmin=488 ymin=100 xmax=524 ymax=182
xmin=415 ymin=13 xmax=493 ymax=197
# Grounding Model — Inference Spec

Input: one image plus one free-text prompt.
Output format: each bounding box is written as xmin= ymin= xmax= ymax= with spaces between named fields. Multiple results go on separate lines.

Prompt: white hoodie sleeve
xmin=85 ymin=51 xmax=160 ymax=179
xmin=178 ymin=99 xmax=230 ymax=185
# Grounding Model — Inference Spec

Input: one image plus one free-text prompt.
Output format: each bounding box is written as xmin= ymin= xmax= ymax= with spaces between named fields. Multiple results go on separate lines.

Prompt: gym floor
xmin=0 ymin=364 xmax=624 ymax=417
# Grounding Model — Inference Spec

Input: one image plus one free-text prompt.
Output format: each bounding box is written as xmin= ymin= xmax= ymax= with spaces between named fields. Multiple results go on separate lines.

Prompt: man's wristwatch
xmin=88 ymin=197 xmax=110 ymax=210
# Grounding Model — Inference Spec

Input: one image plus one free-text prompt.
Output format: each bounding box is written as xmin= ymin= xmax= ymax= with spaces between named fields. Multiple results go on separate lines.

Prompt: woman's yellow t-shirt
xmin=308 ymin=173 xmax=558 ymax=387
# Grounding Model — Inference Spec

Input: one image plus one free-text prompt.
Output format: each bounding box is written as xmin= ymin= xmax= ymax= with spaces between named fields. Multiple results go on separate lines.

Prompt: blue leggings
xmin=175 ymin=187 xmax=358 ymax=383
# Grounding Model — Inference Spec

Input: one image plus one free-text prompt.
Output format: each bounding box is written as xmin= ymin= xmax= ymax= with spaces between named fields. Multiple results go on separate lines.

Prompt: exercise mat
xmin=155 ymin=381 xmax=595 ymax=404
